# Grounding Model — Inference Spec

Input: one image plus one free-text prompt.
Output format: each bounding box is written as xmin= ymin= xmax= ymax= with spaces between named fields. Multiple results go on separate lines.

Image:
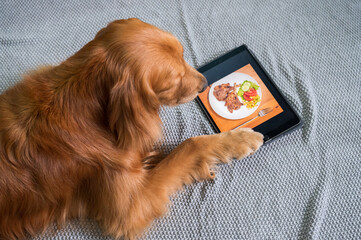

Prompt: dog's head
xmin=94 ymin=18 xmax=207 ymax=107
xmin=81 ymin=18 xmax=207 ymax=150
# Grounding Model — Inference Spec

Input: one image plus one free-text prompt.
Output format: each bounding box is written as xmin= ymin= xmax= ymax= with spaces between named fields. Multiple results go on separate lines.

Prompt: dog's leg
xmin=119 ymin=128 xmax=263 ymax=239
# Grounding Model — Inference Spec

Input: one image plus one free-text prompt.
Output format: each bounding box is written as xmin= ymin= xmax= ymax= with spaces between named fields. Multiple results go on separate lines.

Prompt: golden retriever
xmin=0 ymin=18 xmax=263 ymax=239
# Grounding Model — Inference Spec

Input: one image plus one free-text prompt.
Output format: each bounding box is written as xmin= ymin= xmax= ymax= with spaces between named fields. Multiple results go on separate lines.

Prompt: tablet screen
xmin=198 ymin=63 xmax=283 ymax=132
xmin=197 ymin=45 xmax=302 ymax=139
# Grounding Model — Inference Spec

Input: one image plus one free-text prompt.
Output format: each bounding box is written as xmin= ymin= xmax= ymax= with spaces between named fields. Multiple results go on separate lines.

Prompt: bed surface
xmin=1 ymin=0 xmax=360 ymax=239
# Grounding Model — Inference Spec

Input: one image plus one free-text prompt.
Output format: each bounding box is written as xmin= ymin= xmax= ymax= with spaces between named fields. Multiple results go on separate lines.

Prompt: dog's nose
xmin=198 ymin=76 xmax=208 ymax=93
xmin=200 ymin=83 xmax=208 ymax=93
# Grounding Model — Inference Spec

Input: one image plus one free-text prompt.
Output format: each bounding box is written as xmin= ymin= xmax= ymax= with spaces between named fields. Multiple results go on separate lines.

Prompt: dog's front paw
xmin=189 ymin=128 xmax=263 ymax=181
xmin=222 ymin=128 xmax=264 ymax=159
xmin=206 ymin=128 xmax=263 ymax=166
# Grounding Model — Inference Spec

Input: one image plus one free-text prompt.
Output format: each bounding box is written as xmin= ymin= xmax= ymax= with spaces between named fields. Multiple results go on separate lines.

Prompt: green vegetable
xmin=237 ymin=80 xmax=260 ymax=101
xmin=241 ymin=82 xmax=251 ymax=91
xmin=237 ymin=89 xmax=245 ymax=101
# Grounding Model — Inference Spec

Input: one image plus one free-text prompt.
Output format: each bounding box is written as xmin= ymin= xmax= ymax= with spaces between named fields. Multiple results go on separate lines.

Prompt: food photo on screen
xmin=198 ymin=64 xmax=284 ymax=132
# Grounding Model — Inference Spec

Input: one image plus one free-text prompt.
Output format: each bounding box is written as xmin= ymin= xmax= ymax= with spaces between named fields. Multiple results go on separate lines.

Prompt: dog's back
xmin=0 ymin=74 xmax=67 ymax=239
xmin=0 ymin=69 xmax=99 ymax=239
xmin=0 ymin=63 xmax=132 ymax=239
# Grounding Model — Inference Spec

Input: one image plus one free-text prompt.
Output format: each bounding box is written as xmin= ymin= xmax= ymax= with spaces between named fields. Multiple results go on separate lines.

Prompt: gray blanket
xmin=1 ymin=0 xmax=360 ymax=239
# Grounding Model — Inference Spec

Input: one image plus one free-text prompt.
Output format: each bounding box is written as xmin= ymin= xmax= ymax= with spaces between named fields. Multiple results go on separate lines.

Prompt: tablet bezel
xmin=196 ymin=44 xmax=303 ymax=143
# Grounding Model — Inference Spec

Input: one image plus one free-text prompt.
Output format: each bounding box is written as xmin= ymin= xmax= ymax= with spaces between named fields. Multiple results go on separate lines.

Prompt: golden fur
xmin=0 ymin=18 xmax=263 ymax=239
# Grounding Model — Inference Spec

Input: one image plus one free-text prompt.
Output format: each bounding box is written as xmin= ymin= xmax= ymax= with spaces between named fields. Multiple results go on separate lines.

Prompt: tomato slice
xmin=244 ymin=88 xmax=257 ymax=97
xmin=243 ymin=94 xmax=253 ymax=101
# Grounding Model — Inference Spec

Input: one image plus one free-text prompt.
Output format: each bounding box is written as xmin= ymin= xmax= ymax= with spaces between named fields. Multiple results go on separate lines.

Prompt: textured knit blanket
xmin=1 ymin=0 xmax=360 ymax=239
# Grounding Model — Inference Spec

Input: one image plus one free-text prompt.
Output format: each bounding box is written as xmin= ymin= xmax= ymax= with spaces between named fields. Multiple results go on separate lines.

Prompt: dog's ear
xmin=89 ymin=19 xmax=165 ymax=152
xmin=106 ymin=62 xmax=162 ymax=152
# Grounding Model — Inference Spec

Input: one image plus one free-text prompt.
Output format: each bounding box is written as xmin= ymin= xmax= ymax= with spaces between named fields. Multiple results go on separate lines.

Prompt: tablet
xmin=196 ymin=45 xmax=303 ymax=144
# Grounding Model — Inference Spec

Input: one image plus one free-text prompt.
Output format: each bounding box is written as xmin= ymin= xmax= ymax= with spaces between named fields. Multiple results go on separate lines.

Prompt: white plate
xmin=208 ymin=72 xmax=262 ymax=120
